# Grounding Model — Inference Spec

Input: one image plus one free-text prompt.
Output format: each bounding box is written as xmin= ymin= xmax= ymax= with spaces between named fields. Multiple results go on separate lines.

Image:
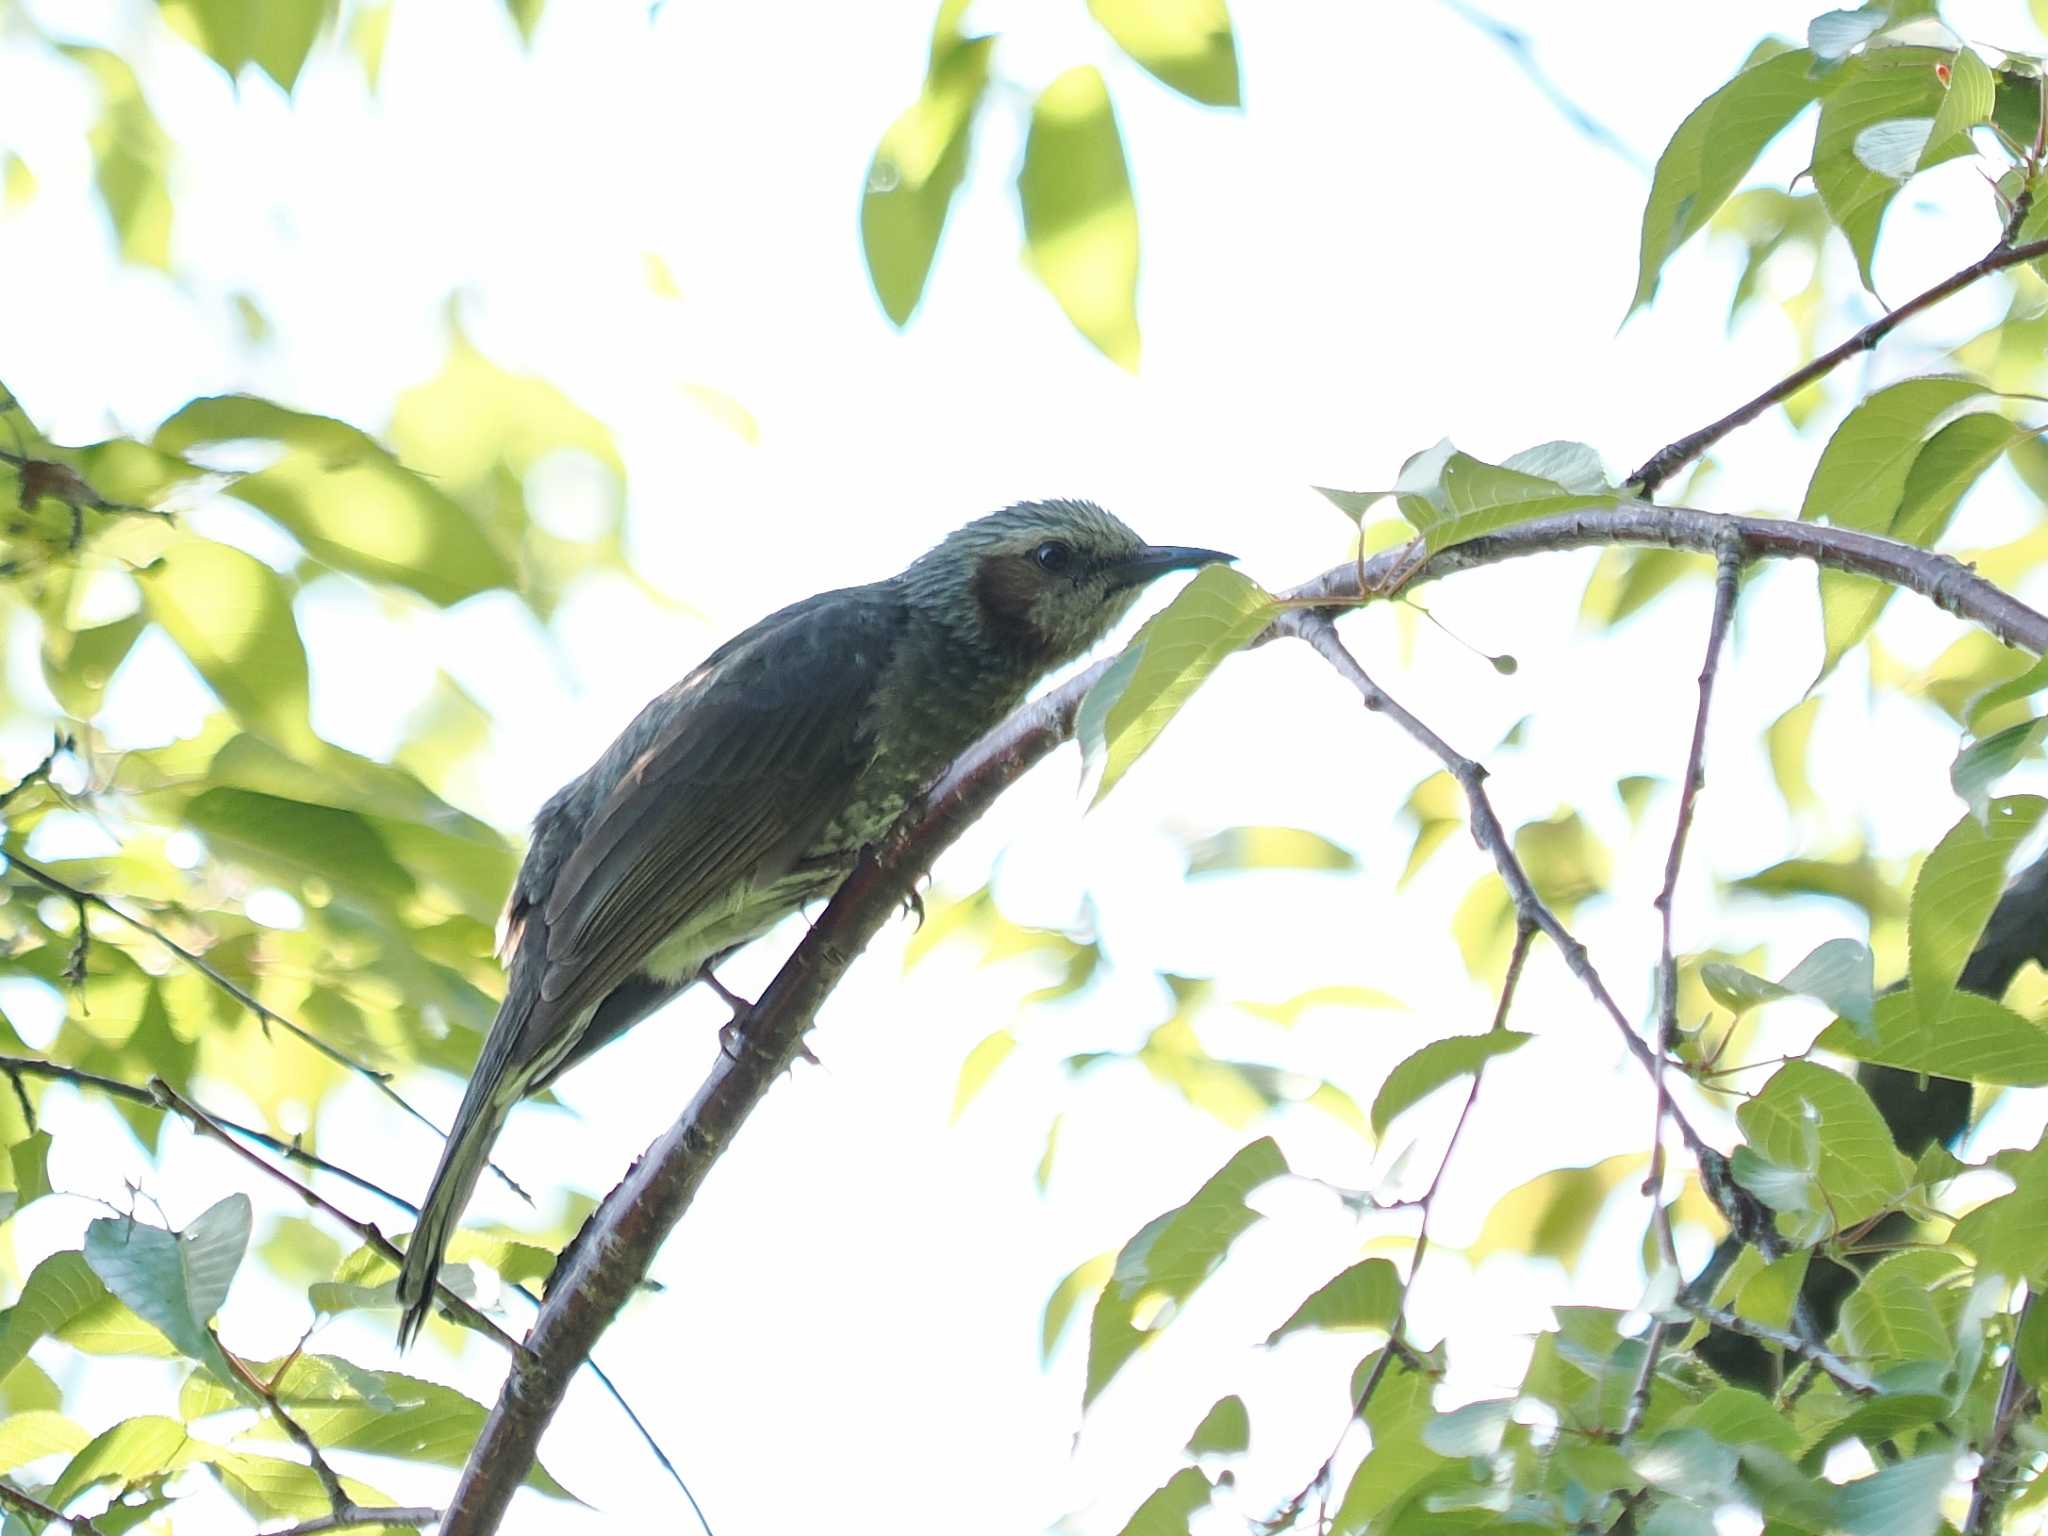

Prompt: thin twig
xmin=1965 ymin=1293 xmax=2040 ymax=1535
xmin=1683 ymin=1303 xmax=1878 ymax=1395
xmin=263 ymin=1507 xmax=438 ymax=1536
xmin=1626 ymin=536 xmax=1746 ymax=1439
xmin=1628 ymin=234 xmax=2048 ymax=495
xmin=1266 ymin=922 xmax=1537 ymax=1532
xmin=219 ymin=1342 xmax=350 ymax=1512
xmin=0 ymin=846 xmax=530 ymax=1204
xmin=0 ymin=1478 xmax=102 ymax=1534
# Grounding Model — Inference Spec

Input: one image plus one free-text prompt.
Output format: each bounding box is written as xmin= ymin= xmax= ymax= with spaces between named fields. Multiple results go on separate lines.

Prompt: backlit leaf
xmin=1370 ymin=1032 xmax=1531 ymax=1138
xmin=1820 ymin=988 xmax=2048 ymax=1086
xmin=83 ymin=1196 xmax=252 ymax=1396
xmin=1264 ymin=1257 xmax=1401 ymax=1344
xmin=1909 ymin=798 xmax=2046 ymax=1018
xmin=1088 ymin=0 xmax=1239 ymax=106
xmin=1019 ymin=67 xmax=1141 ymax=369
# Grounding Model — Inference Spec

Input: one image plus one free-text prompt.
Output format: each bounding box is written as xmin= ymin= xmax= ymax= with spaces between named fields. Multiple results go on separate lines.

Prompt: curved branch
xmin=440 ymin=503 xmax=2048 ymax=1532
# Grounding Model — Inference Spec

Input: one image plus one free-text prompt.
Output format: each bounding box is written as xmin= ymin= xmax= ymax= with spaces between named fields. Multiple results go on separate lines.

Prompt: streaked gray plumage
xmin=395 ymin=500 xmax=1229 ymax=1344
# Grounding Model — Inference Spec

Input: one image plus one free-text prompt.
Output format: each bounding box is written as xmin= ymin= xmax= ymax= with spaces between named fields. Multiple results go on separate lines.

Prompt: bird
xmin=394 ymin=499 xmax=1232 ymax=1344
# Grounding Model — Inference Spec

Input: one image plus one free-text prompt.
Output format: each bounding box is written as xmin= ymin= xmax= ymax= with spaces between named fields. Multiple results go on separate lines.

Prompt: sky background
xmin=5 ymin=1 xmax=2048 ymax=1531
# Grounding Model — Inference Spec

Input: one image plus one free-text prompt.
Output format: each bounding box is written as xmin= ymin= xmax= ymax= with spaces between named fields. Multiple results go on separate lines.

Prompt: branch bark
xmin=441 ymin=502 xmax=2048 ymax=1532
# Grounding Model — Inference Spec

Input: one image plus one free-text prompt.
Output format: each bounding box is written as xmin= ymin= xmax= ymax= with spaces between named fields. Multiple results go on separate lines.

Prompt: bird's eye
xmin=1033 ymin=541 xmax=1073 ymax=574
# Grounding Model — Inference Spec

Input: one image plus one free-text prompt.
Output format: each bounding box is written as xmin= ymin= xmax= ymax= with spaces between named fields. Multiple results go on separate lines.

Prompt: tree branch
xmin=1965 ymin=1293 xmax=2040 ymax=1535
xmin=1627 ymin=235 xmax=2048 ymax=496
xmin=263 ymin=1507 xmax=438 ymax=1536
xmin=1683 ymin=1303 xmax=1877 ymax=1396
xmin=442 ymin=505 xmax=2048 ymax=1531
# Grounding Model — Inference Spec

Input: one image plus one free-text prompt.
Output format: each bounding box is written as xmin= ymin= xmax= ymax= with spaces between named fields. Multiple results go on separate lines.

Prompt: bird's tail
xmin=395 ymin=1068 xmax=518 ymax=1348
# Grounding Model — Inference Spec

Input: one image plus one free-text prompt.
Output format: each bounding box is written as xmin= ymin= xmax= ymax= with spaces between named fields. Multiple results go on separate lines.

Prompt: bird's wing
xmin=531 ymin=587 xmax=903 ymax=1027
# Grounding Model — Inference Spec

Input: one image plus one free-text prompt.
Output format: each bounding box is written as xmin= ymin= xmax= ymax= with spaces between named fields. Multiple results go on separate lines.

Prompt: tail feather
xmin=395 ymin=1078 xmax=515 ymax=1348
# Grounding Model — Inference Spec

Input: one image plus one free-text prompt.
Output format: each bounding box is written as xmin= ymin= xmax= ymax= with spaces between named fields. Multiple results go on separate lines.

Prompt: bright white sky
xmin=5 ymin=1 xmax=2048 ymax=1532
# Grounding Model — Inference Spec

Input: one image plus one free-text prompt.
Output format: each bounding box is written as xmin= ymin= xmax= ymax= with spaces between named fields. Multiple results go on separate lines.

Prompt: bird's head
xmin=906 ymin=499 xmax=1233 ymax=670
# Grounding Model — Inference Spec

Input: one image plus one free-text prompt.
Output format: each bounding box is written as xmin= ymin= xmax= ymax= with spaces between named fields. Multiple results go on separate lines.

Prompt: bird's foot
xmin=707 ymin=968 xmax=819 ymax=1066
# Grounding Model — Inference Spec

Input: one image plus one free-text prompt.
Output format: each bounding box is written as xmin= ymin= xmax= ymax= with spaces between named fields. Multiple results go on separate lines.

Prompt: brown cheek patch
xmin=971 ymin=554 xmax=1050 ymax=654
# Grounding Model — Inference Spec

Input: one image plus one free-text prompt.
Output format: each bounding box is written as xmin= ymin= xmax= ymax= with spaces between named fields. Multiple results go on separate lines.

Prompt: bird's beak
xmin=1105 ymin=544 xmax=1236 ymax=591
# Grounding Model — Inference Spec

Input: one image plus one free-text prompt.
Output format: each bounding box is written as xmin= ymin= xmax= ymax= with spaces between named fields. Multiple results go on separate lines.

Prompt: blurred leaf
xmin=1514 ymin=809 xmax=1610 ymax=915
xmin=1632 ymin=47 xmax=1826 ymax=314
xmin=1114 ymin=1467 xmax=1212 ymax=1536
xmin=1264 ymin=1257 xmax=1401 ymax=1344
xmin=1768 ymin=696 xmax=1822 ymax=815
xmin=1699 ymin=937 xmax=1874 ymax=1032
xmin=1042 ymin=1252 xmax=1112 ymax=1362
xmin=950 ymin=1028 xmax=1015 ymax=1121
xmin=1399 ymin=770 xmax=1463 ymax=884
xmin=2 ymin=153 xmax=35 ymax=210
xmin=1955 ymin=1135 xmax=2048 ymax=1282
xmin=1019 ymin=66 xmax=1141 ymax=369
xmin=1370 ymin=1031 xmax=1530 ymax=1138
xmin=2017 ymin=1291 xmax=2048 ymax=1387
xmin=160 ymin=0 xmax=331 ymax=93
xmin=60 ymin=48 xmax=174 ymax=269
xmin=1581 ymin=546 xmax=1709 ymax=630
xmin=156 ymin=395 xmax=516 ymax=605
xmin=1820 ymin=988 xmax=2048 ymax=1085
xmin=1088 ymin=0 xmax=1239 ymax=106
xmin=1910 ymin=798 xmax=2046 ymax=1019
xmin=138 ymin=538 xmax=317 ymax=757
xmin=1811 ymin=49 xmax=1966 ymax=290
xmin=1086 ymin=1137 xmax=1286 ymax=1404
xmin=83 ymin=1196 xmax=252 ymax=1396
xmin=1966 ymin=654 xmax=2048 ymax=734
xmin=1186 ymin=1394 xmax=1248 ymax=1455
xmin=1472 ymin=1155 xmax=1643 ymax=1265
xmin=1731 ymin=850 xmax=1906 ymax=922
xmin=1078 ymin=565 xmax=1276 ymax=805
xmin=504 ymin=0 xmax=543 ymax=44
xmin=861 ymin=21 xmax=993 ymax=326
xmin=1184 ymin=825 xmax=1357 ymax=876
xmin=42 ymin=609 xmax=146 ymax=721
xmin=1235 ymin=984 xmax=1404 ymax=1027
xmin=348 ymin=1 xmax=391 ymax=88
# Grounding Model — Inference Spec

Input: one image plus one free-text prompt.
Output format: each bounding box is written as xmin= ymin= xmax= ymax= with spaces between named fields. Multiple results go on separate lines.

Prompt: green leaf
xmin=860 ymin=23 xmax=993 ymax=325
xmin=1924 ymin=47 xmax=1996 ymax=166
xmin=1264 ymin=1257 xmax=1402 ymax=1344
xmin=504 ymin=0 xmax=543 ymax=44
xmin=1186 ymin=1394 xmax=1249 ymax=1455
xmin=1967 ymin=655 xmax=2048 ymax=732
xmin=1819 ymin=988 xmax=2048 ymax=1086
xmin=162 ymin=0 xmax=330 ymax=93
xmin=1235 ymin=984 xmax=1405 ymax=1027
xmin=1114 ymin=1467 xmax=1212 ymax=1536
xmin=1811 ymin=49 xmax=1964 ymax=289
xmin=1471 ymin=1154 xmax=1642 ymax=1264
xmin=1681 ymin=1387 xmax=1799 ymax=1457
xmin=50 ymin=1416 xmax=210 ymax=1509
xmin=1808 ymin=9 xmax=1885 ymax=61
xmin=42 ymin=609 xmax=147 ymax=721
xmin=1185 ymin=825 xmax=1358 ymax=875
xmin=1816 ymin=411 xmax=2019 ymax=674
xmin=0 ymin=1411 xmax=88 ymax=1475
xmin=1699 ymin=937 xmax=1874 ymax=1031
xmin=2017 ymin=1294 xmax=2048 ymax=1388
xmin=1088 ymin=0 xmax=1239 ymax=106
xmin=138 ymin=538 xmax=317 ymax=757
xmin=83 ymin=1196 xmax=252 ymax=1396
xmin=1836 ymin=1251 xmax=1957 ymax=1366
xmin=950 ymin=1029 xmax=1016 ymax=1122
xmin=1370 ymin=1032 xmax=1531 ymax=1138
xmin=1077 ymin=565 xmax=1277 ymax=805
xmin=1952 ymin=716 xmax=2048 ymax=814
xmin=1799 ymin=377 xmax=1985 ymax=530
xmin=0 ymin=1252 xmax=160 ymax=1384
xmin=61 ymin=49 xmax=175 ymax=269
xmin=1632 ymin=48 xmax=1827 ymax=314
xmin=155 ymin=395 xmax=516 ymax=606
xmin=1391 ymin=440 xmax=1613 ymax=554
xmin=1835 ymin=1453 xmax=1955 ymax=1536
xmin=1956 ymin=1136 xmax=2048 ymax=1282
xmin=1018 ymin=66 xmax=1141 ymax=369
xmin=1735 ymin=1061 xmax=1910 ymax=1238
xmin=1909 ymin=797 xmax=2046 ymax=1018
xmin=1085 ymin=1137 xmax=1287 ymax=1405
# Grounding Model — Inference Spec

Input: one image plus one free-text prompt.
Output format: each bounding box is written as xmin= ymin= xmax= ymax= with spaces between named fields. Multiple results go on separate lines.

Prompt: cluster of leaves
xmin=861 ymin=0 xmax=1241 ymax=368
